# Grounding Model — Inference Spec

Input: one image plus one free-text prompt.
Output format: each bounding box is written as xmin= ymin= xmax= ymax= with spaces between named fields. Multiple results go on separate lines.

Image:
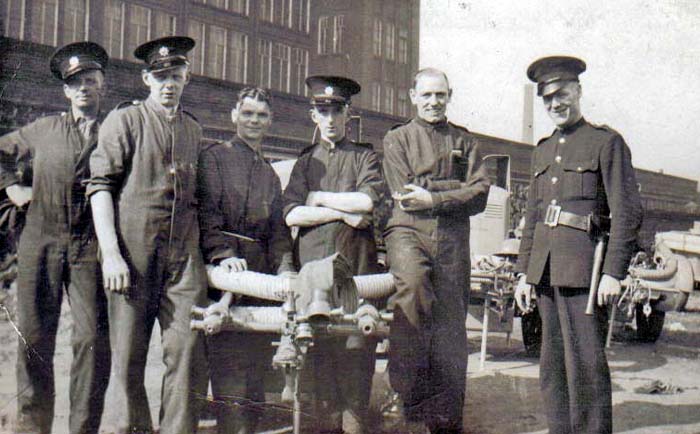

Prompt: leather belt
xmin=543 ymin=204 xmax=591 ymax=232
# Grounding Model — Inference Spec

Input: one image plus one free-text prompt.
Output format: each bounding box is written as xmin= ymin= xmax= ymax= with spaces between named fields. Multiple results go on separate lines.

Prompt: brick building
xmin=0 ymin=0 xmax=697 ymax=241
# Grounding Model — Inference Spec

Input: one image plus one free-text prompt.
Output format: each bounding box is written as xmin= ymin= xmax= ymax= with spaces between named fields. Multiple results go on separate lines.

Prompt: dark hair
xmin=236 ymin=86 xmax=273 ymax=109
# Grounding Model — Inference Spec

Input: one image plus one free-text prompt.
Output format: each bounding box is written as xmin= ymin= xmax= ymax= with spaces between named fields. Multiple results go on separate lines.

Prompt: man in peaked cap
xmin=382 ymin=68 xmax=489 ymax=434
xmin=515 ymin=56 xmax=643 ymax=434
xmin=88 ymin=36 xmax=207 ymax=434
xmin=0 ymin=41 xmax=110 ymax=434
xmin=283 ymin=76 xmax=384 ymax=433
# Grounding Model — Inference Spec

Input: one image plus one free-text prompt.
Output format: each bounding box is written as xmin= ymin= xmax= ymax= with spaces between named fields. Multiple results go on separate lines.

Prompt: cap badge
xmin=159 ymin=46 xmax=170 ymax=57
xmin=324 ymin=86 xmax=334 ymax=96
xmin=69 ymin=56 xmax=80 ymax=67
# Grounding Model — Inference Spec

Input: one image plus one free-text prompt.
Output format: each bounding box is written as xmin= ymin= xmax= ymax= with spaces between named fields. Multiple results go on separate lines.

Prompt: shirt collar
xmin=319 ymin=136 xmax=348 ymax=151
xmin=558 ymin=116 xmax=586 ymax=135
xmin=145 ymin=96 xmax=181 ymax=119
xmin=233 ymin=135 xmax=266 ymax=159
xmin=414 ymin=116 xmax=449 ymax=130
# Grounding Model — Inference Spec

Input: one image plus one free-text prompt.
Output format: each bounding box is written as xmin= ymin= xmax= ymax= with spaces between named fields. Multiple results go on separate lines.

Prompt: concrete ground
xmin=0 ymin=291 xmax=699 ymax=434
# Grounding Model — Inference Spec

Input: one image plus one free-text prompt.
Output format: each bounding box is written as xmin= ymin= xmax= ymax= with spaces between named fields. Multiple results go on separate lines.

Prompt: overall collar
xmin=414 ymin=116 xmax=449 ymax=131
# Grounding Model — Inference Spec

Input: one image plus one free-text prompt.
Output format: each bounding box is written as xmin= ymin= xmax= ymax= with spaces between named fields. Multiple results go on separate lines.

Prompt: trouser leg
xmin=108 ymin=285 xmax=156 ymax=433
xmin=66 ymin=255 xmax=110 ymax=434
xmin=158 ymin=253 xmax=207 ymax=434
xmin=386 ymin=229 xmax=434 ymax=422
xmin=207 ymin=332 xmax=272 ymax=434
xmin=16 ymin=242 xmax=63 ymax=434
xmin=555 ymin=287 xmax=612 ymax=434
xmin=427 ymin=230 xmax=468 ymax=433
xmin=536 ymin=285 xmax=572 ymax=434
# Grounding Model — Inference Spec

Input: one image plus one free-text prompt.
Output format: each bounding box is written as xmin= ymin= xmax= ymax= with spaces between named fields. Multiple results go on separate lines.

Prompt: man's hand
xmin=220 ymin=256 xmax=248 ymax=273
xmin=102 ymin=252 xmax=130 ymax=293
xmin=597 ymin=274 xmax=621 ymax=307
xmin=342 ymin=212 xmax=371 ymax=229
xmin=6 ymin=184 xmax=32 ymax=207
xmin=393 ymin=184 xmax=433 ymax=211
xmin=206 ymin=292 xmax=233 ymax=321
xmin=515 ymin=274 xmax=535 ymax=314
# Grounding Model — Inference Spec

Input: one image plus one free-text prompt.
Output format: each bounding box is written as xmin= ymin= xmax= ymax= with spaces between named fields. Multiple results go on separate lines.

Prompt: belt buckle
xmin=544 ymin=204 xmax=561 ymax=227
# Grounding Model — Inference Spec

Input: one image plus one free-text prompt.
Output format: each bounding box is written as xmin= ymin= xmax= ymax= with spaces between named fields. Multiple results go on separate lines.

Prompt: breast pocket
xmin=562 ymin=158 xmax=599 ymax=200
xmin=532 ymin=162 xmax=551 ymax=202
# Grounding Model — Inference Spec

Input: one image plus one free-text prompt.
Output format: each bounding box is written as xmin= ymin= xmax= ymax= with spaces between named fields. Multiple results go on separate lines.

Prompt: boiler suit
xmin=382 ymin=117 xmax=489 ymax=433
xmin=0 ymin=112 xmax=110 ymax=434
xmin=87 ymin=98 xmax=208 ymax=434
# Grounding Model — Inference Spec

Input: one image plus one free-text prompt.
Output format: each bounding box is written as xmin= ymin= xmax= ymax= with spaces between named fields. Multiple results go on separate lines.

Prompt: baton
xmin=585 ymin=237 xmax=607 ymax=315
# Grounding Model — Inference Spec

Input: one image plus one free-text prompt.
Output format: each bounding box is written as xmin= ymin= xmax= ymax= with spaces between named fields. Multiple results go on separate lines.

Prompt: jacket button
xmin=559 ymin=137 xmax=566 ymax=144
xmin=555 ymin=155 xmax=562 ymax=163
xmin=551 ymin=177 xmax=558 ymax=184
xmin=577 ymin=167 xmax=583 ymax=172
xmin=169 ymin=167 xmax=177 ymax=175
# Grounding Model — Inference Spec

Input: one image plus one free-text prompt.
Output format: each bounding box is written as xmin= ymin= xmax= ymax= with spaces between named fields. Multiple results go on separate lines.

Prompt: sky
xmin=420 ymin=0 xmax=700 ymax=182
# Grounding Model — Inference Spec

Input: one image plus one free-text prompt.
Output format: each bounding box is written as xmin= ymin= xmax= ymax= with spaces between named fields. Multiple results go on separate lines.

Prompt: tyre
xmin=635 ymin=305 xmax=665 ymax=343
xmin=521 ymin=307 xmax=542 ymax=357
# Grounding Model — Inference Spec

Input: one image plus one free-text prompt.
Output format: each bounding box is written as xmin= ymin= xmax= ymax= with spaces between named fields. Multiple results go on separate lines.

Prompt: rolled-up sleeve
xmin=356 ymin=150 xmax=384 ymax=206
xmin=86 ymin=110 xmax=131 ymax=197
xmin=282 ymin=156 xmax=309 ymax=219
xmin=430 ymin=138 xmax=490 ymax=217
xmin=0 ymin=123 xmax=36 ymax=190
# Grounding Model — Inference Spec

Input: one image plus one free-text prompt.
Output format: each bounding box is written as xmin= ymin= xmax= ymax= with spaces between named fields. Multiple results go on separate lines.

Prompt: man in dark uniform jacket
xmin=0 ymin=42 xmax=111 ymax=434
xmin=283 ymin=75 xmax=384 ymax=433
xmin=87 ymin=36 xmax=207 ymax=434
xmin=197 ymin=86 xmax=295 ymax=434
xmin=514 ymin=56 xmax=643 ymax=434
xmin=382 ymin=68 xmax=489 ymax=434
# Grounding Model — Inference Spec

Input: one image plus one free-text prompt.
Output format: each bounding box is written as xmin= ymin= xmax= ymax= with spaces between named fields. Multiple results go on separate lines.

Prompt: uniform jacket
xmin=282 ymin=137 xmax=384 ymax=275
xmin=197 ymin=137 xmax=294 ymax=275
xmin=87 ymin=98 xmax=203 ymax=266
xmin=516 ymin=118 xmax=643 ymax=287
xmin=382 ymin=117 xmax=489 ymax=234
xmin=0 ymin=111 xmax=100 ymax=258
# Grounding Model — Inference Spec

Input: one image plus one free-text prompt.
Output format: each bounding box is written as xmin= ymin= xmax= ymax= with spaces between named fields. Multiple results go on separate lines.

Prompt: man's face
xmin=232 ymin=97 xmax=272 ymax=143
xmin=410 ymin=73 xmax=451 ymax=123
xmin=543 ymin=81 xmax=582 ymax=128
xmin=142 ymin=65 xmax=190 ymax=108
xmin=310 ymin=104 xmax=348 ymax=143
xmin=63 ymin=69 xmax=105 ymax=111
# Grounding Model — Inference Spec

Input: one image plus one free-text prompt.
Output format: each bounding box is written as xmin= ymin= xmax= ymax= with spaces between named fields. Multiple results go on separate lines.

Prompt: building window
xmin=192 ymin=0 xmax=248 ymax=14
xmin=273 ymin=0 xmax=291 ymax=27
xmin=207 ymin=24 xmax=227 ymax=79
xmin=187 ymin=19 xmax=206 ymax=75
xmin=154 ymin=10 xmax=176 ymax=38
xmin=271 ymin=42 xmax=290 ymax=92
xmin=292 ymin=0 xmax=309 ymax=32
xmin=257 ymin=39 xmax=272 ymax=87
xmin=398 ymin=28 xmax=408 ymax=64
xmin=291 ymin=47 xmax=308 ymax=96
xmin=4 ymin=0 xmax=26 ymax=40
xmin=103 ymin=0 xmax=124 ymax=58
xmin=371 ymin=82 xmax=381 ymax=111
xmin=259 ymin=0 xmax=273 ymax=22
xmin=372 ymin=18 xmax=382 ymax=57
xmin=62 ymin=0 xmax=87 ymax=43
xmin=385 ymin=22 xmax=395 ymax=61
xmin=30 ymin=0 xmax=59 ymax=45
xmin=317 ymin=15 xmax=343 ymax=55
xmin=127 ymin=4 xmax=151 ymax=60
xmin=228 ymin=31 xmax=247 ymax=83
xmin=398 ymin=88 xmax=409 ymax=117
xmin=229 ymin=0 xmax=248 ymax=14
xmin=384 ymin=85 xmax=394 ymax=114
